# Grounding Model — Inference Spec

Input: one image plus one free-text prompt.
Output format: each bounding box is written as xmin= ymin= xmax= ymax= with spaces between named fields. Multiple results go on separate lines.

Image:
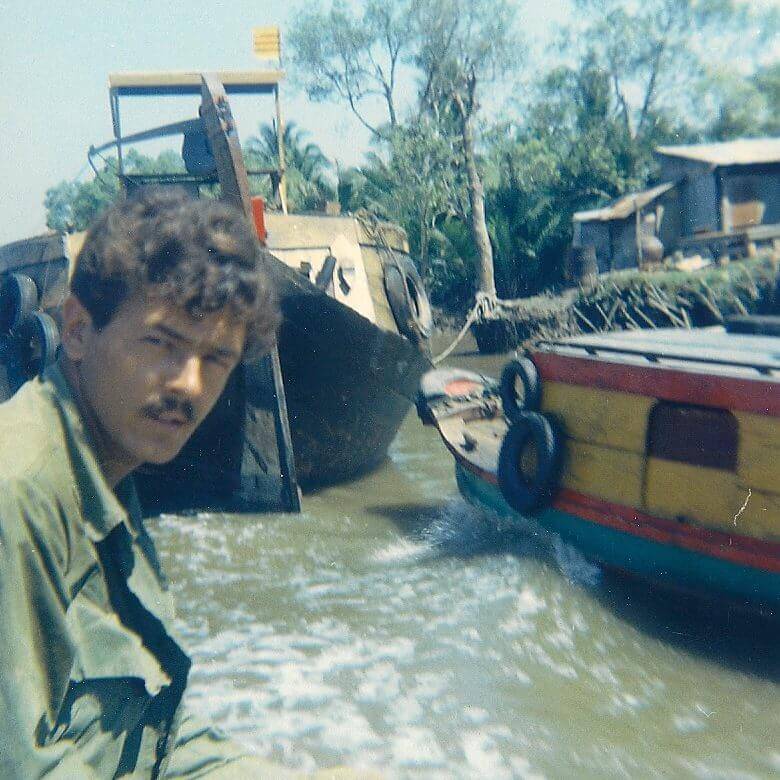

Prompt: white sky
xmin=0 ymin=0 xmax=574 ymax=244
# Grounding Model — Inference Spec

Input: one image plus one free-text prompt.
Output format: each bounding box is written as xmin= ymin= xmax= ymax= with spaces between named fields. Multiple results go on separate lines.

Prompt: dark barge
xmin=0 ymin=72 xmax=433 ymax=513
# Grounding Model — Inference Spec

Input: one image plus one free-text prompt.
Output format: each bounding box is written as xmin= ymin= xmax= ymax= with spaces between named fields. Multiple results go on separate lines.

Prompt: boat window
xmin=646 ymin=402 xmax=738 ymax=471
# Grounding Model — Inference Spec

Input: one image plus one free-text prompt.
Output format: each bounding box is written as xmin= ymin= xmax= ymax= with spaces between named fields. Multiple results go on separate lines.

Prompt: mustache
xmin=142 ymin=395 xmax=195 ymax=424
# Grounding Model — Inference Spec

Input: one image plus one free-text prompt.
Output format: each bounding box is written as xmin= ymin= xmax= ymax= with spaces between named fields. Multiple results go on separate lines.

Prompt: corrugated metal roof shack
xmin=572 ymin=138 xmax=780 ymax=274
xmin=572 ymin=182 xmax=675 ymax=273
xmin=656 ymin=138 xmax=780 ymax=238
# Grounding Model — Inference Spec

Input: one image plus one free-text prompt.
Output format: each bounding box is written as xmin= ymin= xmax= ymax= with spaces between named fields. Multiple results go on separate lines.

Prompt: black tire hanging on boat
xmin=498 ymin=412 xmax=562 ymax=515
xmin=0 ymin=273 xmax=39 ymax=334
xmin=384 ymin=254 xmax=434 ymax=344
xmin=499 ymin=357 xmax=541 ymax=424
xmin=17 ymin=311 xmax=59 ymax=378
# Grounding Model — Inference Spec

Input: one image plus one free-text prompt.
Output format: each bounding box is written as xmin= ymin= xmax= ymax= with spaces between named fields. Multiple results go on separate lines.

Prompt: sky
xmin=0 ymin=0 xmax=574 ymax=245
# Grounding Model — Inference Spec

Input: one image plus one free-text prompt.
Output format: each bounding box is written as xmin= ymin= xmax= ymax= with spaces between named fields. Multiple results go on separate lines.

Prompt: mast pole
xmin=274 ymin=83 xmax=288 ymax=215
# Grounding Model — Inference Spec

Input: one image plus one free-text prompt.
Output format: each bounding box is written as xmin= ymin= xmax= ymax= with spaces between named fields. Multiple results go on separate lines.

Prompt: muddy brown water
xmin=150 ymin=341 xmax=780 ymax=778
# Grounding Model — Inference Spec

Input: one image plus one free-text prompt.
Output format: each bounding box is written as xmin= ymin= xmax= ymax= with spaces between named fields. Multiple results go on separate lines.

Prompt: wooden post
xmin=200 ymin=73 xmax=300 ymax=512
xmin=635 ymin=198 xmax=644 ymax=269
xmin=268 ymin=348 xmax=301 ymax=511
xmin=110 ymin=90 xmax=124 ymax=176
xmin=274 ymin=84 xmax=288 ymax=215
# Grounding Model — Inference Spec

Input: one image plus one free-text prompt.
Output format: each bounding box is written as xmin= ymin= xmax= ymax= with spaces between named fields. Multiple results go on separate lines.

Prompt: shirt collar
xmin=44 ymin=363 xmax=141 ymax=541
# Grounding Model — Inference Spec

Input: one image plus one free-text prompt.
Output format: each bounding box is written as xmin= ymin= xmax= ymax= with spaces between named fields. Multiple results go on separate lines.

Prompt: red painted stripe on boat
xmin=532 ymin=352 xmax=779 ymax=416
xmin=443 ymin=437 xmax=780 ymax=573
xmin=553 ymin=489 xmax=780 ymax=574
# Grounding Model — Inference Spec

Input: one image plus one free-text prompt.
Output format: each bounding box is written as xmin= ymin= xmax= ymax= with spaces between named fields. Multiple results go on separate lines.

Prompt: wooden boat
xmin=418 ymin=321 xmax=780 ymax=615
xmin=0 ymin=71 xmax=433 ymax=512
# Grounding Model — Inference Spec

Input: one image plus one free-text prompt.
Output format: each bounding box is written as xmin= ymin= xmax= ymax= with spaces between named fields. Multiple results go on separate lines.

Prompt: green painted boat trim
xmin=456 ymin=463 xmax=780 ymax=614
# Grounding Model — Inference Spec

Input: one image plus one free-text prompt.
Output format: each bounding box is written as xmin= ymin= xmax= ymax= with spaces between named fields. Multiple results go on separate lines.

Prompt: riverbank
xmin=440 ymin=254 xmax=779 ymax=354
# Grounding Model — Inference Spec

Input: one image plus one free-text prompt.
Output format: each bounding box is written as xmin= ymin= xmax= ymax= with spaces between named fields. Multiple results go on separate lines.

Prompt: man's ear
xmin=60 ymin=295 xmax=94 ymax=362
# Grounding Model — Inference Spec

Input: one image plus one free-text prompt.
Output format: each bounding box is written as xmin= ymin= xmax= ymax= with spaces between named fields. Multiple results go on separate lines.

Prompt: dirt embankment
xmin=460 ymin=256 xmax=779 ymax=354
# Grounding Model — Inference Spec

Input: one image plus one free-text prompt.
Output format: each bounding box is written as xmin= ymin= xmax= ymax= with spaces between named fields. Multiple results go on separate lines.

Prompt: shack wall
xmin=657 ymin=156 xmax=719 ymax=236
xmin=578 ymin=221 xmax=611 ymax=272
xmin=610 ymin=219 xmax=640 ymax=270
xmin=656 ymin=187 xmax=683 ymax=253
xmin=681 ymin=172 xmax=719 ymax=235
xmin=720 ymin=163 xmax=780 ymax=230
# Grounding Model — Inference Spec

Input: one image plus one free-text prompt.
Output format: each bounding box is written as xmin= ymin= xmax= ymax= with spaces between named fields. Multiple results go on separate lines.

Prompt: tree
xmin=244 ymin=121 xmax=335 ymax=212
xmin=44 ymin=181 xmax=79 ymax=233
xmin=709 ymin=61 xmax=780 ymax=140
xmin=44 ymin=149 xmax=183 ymax=232
xmin=341 ymin=121 xmax=465 ymax=276
xmin=412 ymin=0 xmax=522 ymax=303
xmin=288 ymin=0 xmax=414 ymax=136
xmin=568 ymin=0 xmax=778 ymax=142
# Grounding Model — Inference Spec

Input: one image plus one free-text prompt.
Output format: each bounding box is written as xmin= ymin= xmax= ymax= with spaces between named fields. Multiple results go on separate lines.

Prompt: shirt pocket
xmin=65 ymin=583 xmax=171 ymax=697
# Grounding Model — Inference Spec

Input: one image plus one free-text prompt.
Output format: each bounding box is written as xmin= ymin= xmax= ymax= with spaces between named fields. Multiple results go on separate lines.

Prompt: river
xmin=149 ymin=348 xmax=780 ymax=778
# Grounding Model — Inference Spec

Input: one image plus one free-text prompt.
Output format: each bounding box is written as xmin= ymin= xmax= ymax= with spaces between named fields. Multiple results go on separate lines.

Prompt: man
xmin=0 ymin=188 xmax=357 ymax=778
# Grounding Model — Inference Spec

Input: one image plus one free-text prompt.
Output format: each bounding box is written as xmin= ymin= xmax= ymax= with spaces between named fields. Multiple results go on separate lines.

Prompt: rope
xmin=432 ymin=301 xmax=481 ymax=364
xmin=432 ymin=291 xmax=498 ymax=364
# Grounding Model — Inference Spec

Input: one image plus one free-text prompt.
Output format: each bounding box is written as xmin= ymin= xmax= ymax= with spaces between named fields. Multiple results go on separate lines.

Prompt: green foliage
xmin=567 ymin=0 xmax=777 ymax=141
xmin=425 ymin=216 xmax=478 ymax=312
xmin=244 ymin=121 xmax=335 ymax=212
xmin=44 ymin=149 xmax=183 ymax=232
xmin=412 ymin=0 xmax=520 ymax=110
xmin=287 ymin=0 xmax=413 ymax=134
xmin=709 ymin=61 xmax=780 ymax=140
xmin=320 ymin=0 xmax=779 ymax=315
xmin=340 ymin=122 xmax=464 ymax=272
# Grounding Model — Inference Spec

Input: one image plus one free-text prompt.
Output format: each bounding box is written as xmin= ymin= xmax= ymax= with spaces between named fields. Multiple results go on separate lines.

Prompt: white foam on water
xmin=462 ymin=731 xmax=511 ymax=779
xmin=317 ymin=709 xmax=382 ymax=753
xmin=462 ymin=706 xmax=490 ymax=725
xmin=589 ymin=663 xmax=619 ymax=687
xmin=259 ymin=710 xmax=324 ymax=740
xmin=524 ymin=641 xmax=579 ymax=681
xmin=391 ymin=726 xmax=446 ymax=768
xmin=412 ymin=671 xmax=453 ymax=701
xmin=355 ymin=662 xmax=402 ymax=704
xmin=516 ymin=586 xmax=545 ymax=614
xmin=386 ymin=694 xmax=424 ymax=726
xmin=552 ymin=536 xmax=601 ymax=588
xmin=372 ymin=537 xmax=434 ymax=565
xmin=673 ymin=715 xmax=707 ymax=734
xmin=275 ymin=666 xmax=339 ymax=709
xmin=508 ymin=754 xmax=545 ymax=780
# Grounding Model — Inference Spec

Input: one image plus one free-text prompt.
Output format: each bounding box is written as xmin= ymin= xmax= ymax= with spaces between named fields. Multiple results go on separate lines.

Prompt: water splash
xmin=552 ymin=537 xmax=602 ymax=588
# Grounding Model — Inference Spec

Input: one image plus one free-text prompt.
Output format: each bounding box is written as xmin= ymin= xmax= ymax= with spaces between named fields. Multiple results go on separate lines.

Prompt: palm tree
xmin=244 ymin=122 xmax=335 ymax=212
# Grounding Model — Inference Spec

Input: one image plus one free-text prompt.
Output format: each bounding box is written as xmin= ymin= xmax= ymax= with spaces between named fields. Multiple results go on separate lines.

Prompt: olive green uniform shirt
xmin=0 ymin=366 xmax=305 ymax=779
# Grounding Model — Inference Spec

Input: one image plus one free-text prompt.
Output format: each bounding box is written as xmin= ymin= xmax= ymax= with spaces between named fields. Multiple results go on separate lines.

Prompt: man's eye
xmin=204 ymin=353 xmax=229 ymax=368
xmin=143 ymin=336 xmax=172 ymax=350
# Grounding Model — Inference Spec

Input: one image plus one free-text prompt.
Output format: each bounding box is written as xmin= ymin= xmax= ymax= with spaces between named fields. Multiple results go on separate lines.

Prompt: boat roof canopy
xmin=109 ymin=70 xmax=285 ymax=97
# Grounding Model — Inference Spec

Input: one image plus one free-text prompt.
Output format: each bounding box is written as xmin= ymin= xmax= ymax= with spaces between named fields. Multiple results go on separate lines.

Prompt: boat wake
xmin=551 ymin=536 xmax=602 ymax=588
xmin=373 ymin=498 xmax=602 ymax=590
xmin=373 ymin=498 xmax=553 ymax=566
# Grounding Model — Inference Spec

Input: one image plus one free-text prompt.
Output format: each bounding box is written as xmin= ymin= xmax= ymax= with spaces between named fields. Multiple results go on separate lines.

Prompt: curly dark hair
xmin=71 ymin=187 xmax=279 ymax=357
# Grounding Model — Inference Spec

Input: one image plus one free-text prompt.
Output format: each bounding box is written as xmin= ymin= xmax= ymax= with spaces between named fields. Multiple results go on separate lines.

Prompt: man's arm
xmin=0 ymin=484 xmax=95 ymax=778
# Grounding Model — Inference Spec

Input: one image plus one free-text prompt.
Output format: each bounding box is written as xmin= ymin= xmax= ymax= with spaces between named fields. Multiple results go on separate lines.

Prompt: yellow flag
xmin=253 ymin=27 xmax=281 ymax=61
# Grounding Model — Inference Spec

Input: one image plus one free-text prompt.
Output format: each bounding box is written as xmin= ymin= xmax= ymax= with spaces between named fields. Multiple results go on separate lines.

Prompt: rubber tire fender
xmin=498 ymin=412 xmax=562 ymax=516
xmin=384 ymin=254 xmax=434 ymax=342
xmin=499 ymin=357 xmax=541 ymax=424
xmin=0 ymin=273 xmax=39 ymax=333
xmin=17 ymin=311 xmax=59 ymax=378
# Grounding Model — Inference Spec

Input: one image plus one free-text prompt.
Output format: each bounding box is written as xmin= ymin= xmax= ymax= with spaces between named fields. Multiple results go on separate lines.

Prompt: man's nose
xmin=167 ymin=355 xmax=203 ymax=398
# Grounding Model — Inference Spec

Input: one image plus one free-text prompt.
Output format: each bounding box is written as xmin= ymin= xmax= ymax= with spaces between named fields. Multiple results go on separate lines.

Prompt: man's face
xmin=75 ymin=292 xmax=246 ymax=468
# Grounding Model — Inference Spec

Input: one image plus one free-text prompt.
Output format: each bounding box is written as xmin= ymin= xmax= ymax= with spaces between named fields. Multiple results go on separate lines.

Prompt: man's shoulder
xmin=0 ymin=476 xmax=70 ymax=565
xmin=0 ymin=378 xmax=66 ymax=481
